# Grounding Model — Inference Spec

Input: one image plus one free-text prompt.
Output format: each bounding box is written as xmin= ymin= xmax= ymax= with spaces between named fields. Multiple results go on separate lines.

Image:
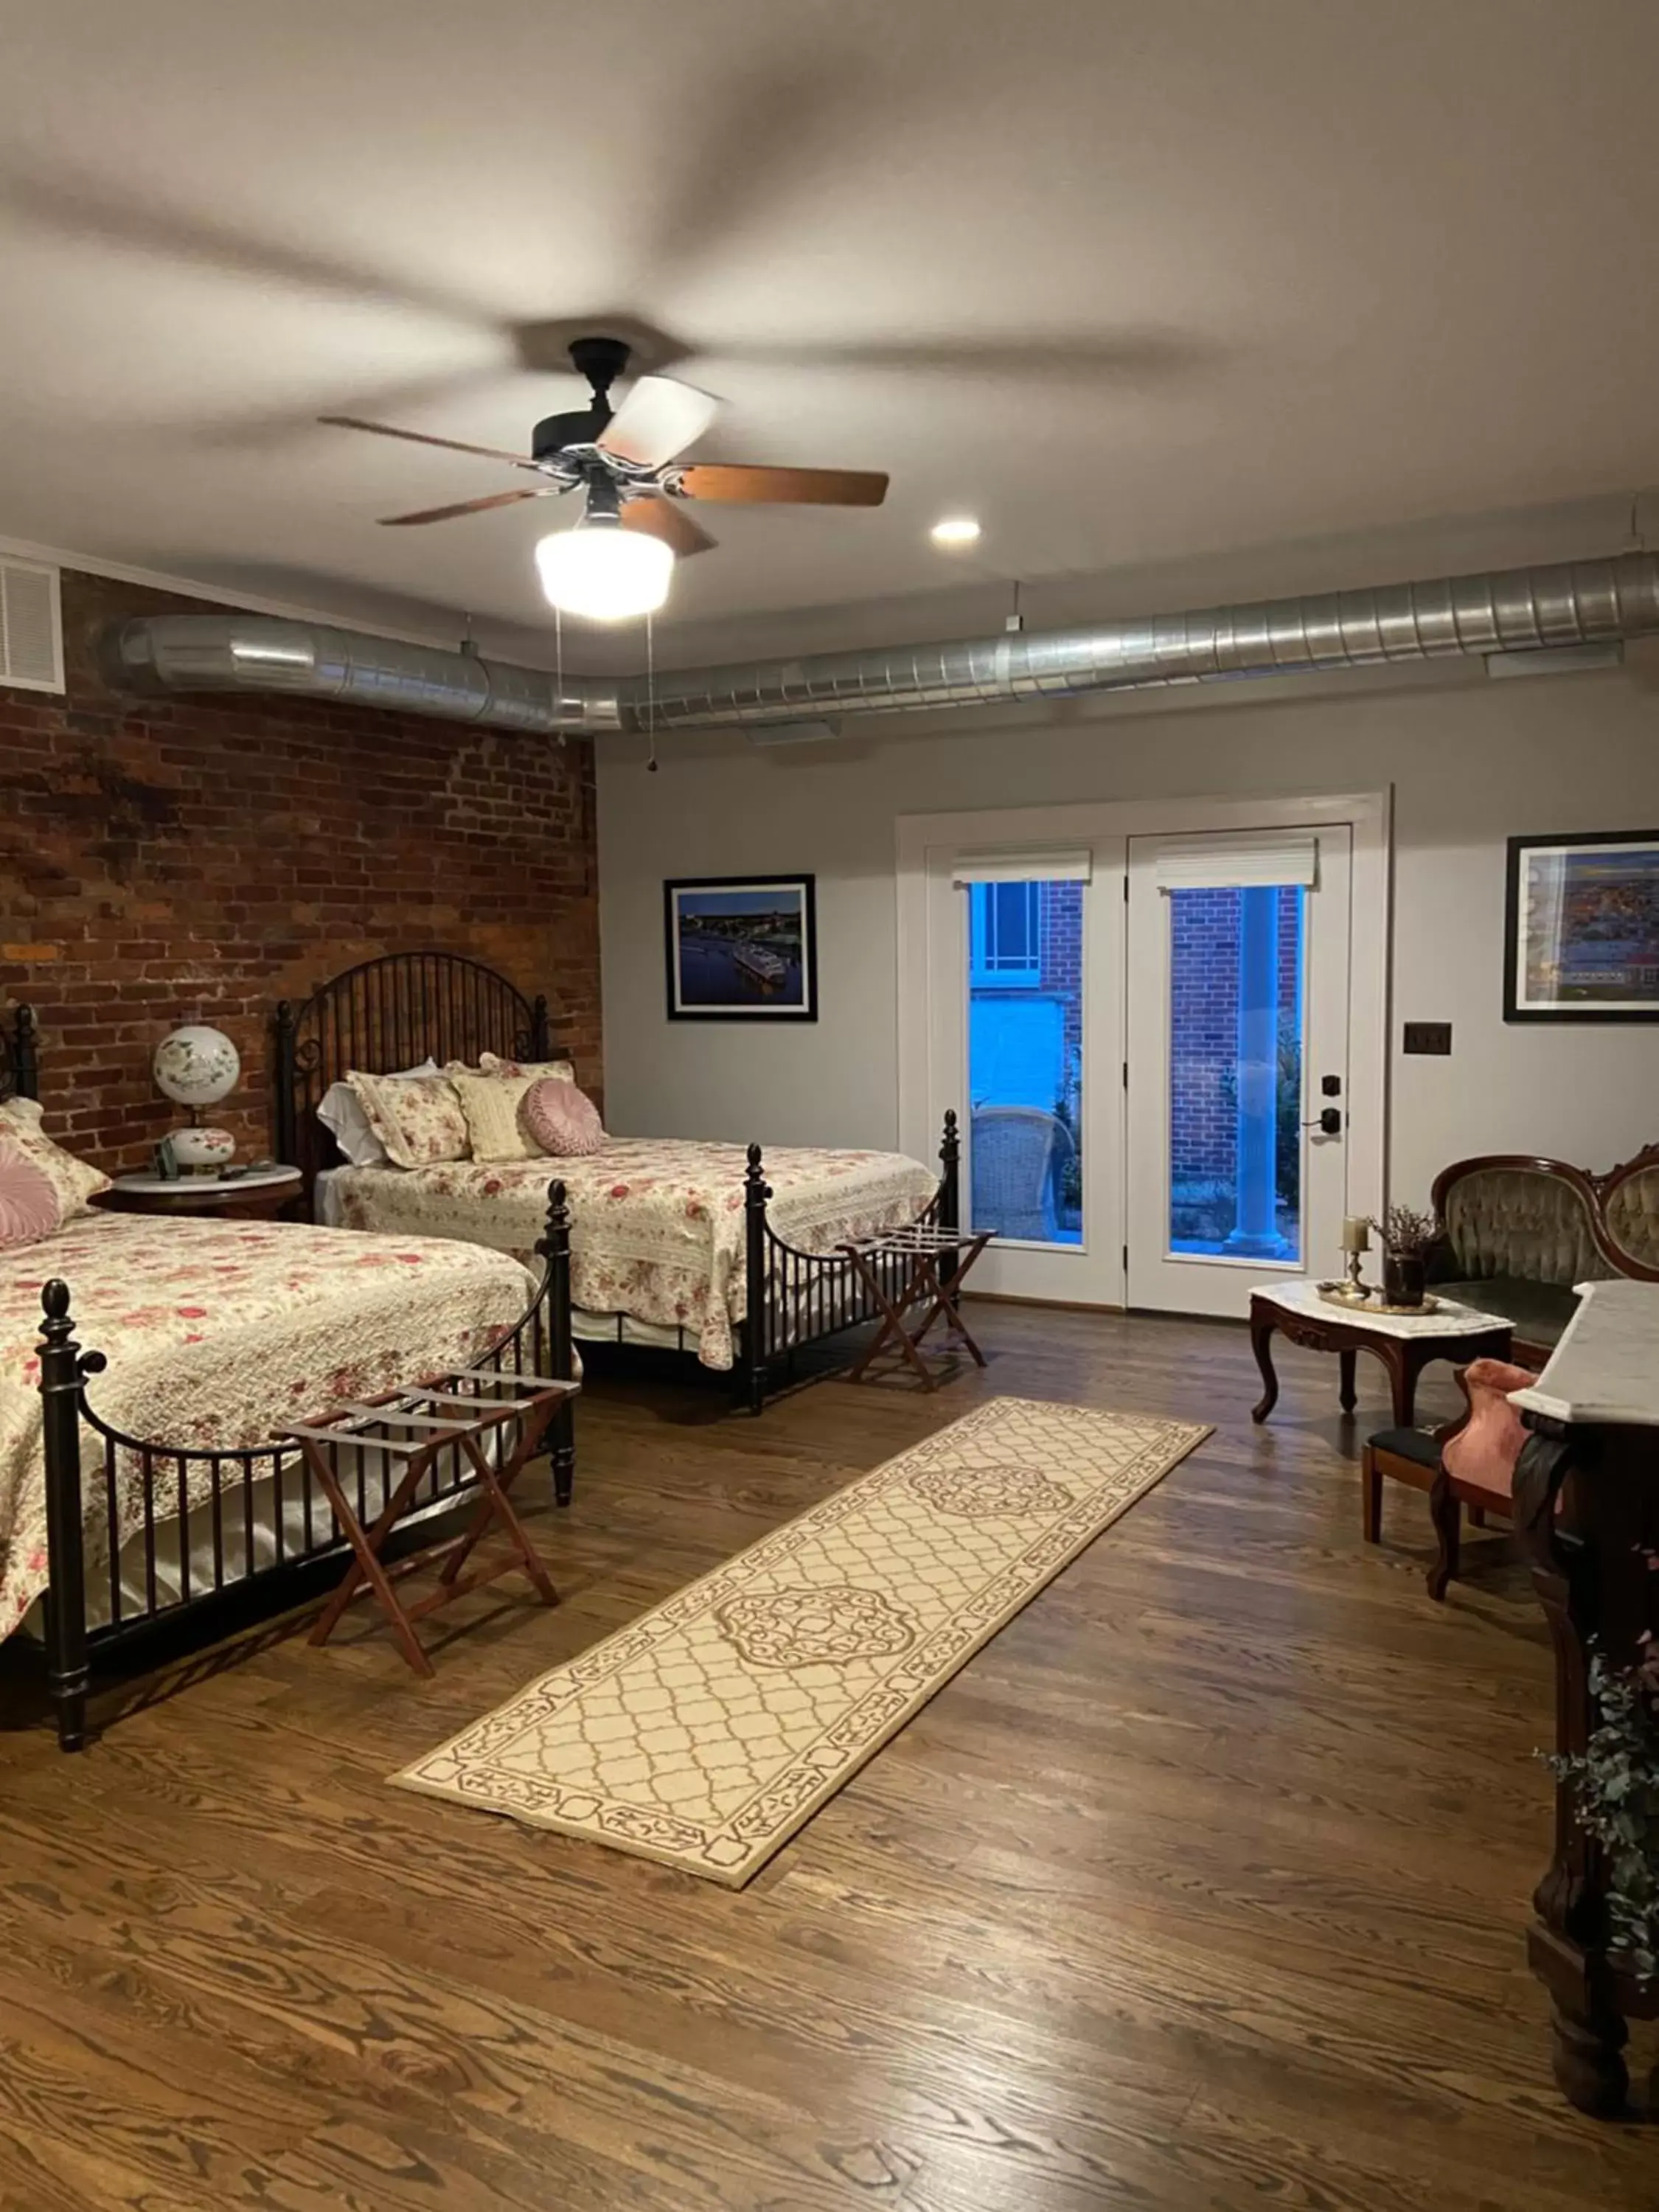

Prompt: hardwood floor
xmin=1 ymin=1306 xmax=1652 ymax=2209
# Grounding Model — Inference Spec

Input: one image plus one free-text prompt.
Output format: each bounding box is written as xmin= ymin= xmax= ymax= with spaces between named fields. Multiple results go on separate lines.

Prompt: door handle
xmin=1303 ymin=1107 xmax=1343 ymax=1136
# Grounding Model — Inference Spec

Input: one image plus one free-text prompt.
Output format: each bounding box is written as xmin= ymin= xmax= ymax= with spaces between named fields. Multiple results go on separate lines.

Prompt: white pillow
xmin=317 ymin=1059 xmax=438 ymax=1168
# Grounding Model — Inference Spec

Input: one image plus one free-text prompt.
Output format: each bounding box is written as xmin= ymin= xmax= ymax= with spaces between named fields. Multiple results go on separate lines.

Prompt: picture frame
xmin=664 ymin=874 xmax=818 ymax=1022
xmin=1503 ymin=829 xmax=1659 ymax=1022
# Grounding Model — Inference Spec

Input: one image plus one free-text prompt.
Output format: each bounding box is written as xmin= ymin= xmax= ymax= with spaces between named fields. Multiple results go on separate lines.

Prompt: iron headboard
xmin=0 ymin=1004 xmax=39 ymax=1105
xmin=273 ymin=950 xmax=554 ymax=1192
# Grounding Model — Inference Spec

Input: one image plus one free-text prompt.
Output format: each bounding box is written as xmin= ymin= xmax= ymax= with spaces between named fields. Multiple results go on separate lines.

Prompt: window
xmin=969 ymin=881 xmax=1042 ymax=988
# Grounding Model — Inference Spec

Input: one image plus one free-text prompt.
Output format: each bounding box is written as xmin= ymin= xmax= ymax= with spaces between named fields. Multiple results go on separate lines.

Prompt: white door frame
xmin=896 ymin=789 xmax=1392 ymax=1306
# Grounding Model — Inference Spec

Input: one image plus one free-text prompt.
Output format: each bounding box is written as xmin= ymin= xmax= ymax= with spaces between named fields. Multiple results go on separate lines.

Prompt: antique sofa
xmin=1427 ymin=1145 xmax=1659 ymax=1358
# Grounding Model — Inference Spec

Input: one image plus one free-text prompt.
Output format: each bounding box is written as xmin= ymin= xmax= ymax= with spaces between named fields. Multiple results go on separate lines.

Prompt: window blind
xmin=1150 ymin=833 xmax=1319 ymax=892
xmin=951 ymin=848 xmax=1093 ymax=886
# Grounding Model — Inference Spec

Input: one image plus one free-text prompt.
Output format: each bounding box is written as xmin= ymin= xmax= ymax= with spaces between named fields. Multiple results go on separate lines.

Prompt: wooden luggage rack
xmin=282 ymin=1366 xmax=580 ymax=1676
xmin=838 ymin=1222 xmax=994 ymax=1391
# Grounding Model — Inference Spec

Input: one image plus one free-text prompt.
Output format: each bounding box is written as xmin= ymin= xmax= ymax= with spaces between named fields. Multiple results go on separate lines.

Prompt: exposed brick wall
xmin=1040 ymin=880 xmax=1084 ymax=1085
xmin=0 ymin=570 xmax=599 ymax=1173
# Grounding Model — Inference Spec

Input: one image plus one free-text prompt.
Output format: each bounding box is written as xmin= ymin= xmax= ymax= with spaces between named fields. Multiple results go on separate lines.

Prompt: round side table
xmin=91 ymin=1166 xmax=304 ymax=1222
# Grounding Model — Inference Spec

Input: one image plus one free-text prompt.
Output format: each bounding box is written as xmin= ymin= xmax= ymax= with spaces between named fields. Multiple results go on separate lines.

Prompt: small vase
xmin=1383 ymin=1252 xmax=1426 ymax=1309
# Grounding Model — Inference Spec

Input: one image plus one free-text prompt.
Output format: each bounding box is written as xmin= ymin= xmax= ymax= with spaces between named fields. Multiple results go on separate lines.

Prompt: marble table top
xmin=1251 ymin=1276 xmax=1512 ymax=1339
xmin=1509 ymin=1279 xmax=1659 ymax=1429
xmin=109 ymin=1165 xmax=302 ymax=1195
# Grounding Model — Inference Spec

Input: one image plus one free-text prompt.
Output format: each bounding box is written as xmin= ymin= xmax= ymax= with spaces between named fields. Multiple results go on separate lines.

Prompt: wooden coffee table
xmin=1249 ymin=1278 xmax=1512 ymax=1427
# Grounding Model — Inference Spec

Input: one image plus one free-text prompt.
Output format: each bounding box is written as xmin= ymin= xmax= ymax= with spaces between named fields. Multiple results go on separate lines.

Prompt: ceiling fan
xmin=320 ymin=335 xmax=889 ymax=620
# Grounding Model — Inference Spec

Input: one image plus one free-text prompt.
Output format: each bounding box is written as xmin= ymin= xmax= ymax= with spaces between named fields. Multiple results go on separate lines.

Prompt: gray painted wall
xmin=598 ymin=653 xmax=1659 ymax=1207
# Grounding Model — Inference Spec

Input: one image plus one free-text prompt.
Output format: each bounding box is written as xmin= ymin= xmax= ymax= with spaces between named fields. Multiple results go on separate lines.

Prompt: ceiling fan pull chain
xmin=644 ymin=612 xmax=659 ymax=773
xmin=554 ymin=604 xmax=566 ymax=745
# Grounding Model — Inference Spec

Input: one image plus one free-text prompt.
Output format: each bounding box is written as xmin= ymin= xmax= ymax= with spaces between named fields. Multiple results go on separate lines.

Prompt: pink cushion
xmin=1441 ymin=1357 xmax=1541 ymax=1502
xmin=521 ymin=1077 xmax=605 ymax=1157
xmin=0 ymin=1136 xmax=66 ymax=1250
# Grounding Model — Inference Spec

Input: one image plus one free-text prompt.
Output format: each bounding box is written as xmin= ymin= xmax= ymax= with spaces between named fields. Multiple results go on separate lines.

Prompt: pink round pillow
xmin=0 ymin=1136 xmax=66 ymax=1250
xmin=521 ymin=1077 xmax=606 ymax=1158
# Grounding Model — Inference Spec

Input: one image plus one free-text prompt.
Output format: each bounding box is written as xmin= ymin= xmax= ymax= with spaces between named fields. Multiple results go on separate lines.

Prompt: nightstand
xmin=92 ymin=1166 xmax=304 ymax=1221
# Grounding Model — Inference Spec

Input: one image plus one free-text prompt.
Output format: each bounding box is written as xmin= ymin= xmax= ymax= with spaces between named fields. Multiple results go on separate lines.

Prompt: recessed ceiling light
xmin=930 ymin=515 xmax=981 ymax=548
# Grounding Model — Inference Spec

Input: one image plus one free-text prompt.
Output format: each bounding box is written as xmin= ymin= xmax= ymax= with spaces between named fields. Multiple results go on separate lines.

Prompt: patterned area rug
xmin=394 ymin=1396 xmax=1210 ymax=1886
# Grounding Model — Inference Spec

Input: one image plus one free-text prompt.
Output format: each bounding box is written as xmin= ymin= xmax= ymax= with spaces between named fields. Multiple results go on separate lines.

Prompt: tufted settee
xmin=1427 ymin=1145 xmax=1659 ymax=1358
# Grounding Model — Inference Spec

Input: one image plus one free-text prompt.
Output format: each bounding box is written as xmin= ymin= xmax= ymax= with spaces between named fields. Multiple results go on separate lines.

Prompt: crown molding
xmin=0 ymin=529 xmax=465 ymax=652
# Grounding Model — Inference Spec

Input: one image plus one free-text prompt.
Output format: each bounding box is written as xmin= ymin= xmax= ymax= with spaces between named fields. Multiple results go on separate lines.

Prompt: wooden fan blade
xmin=320 ymin=414 xmax=538 ymax=467
xmin=379 ymin=488 xmax=552 ymax=526
xmin=673 ymin=463 xmax=888 ymax=507
xmin=621 ymin=496 xmax=717 ymax=557
xmin=599 ymin=375 xmax=720 ymax=467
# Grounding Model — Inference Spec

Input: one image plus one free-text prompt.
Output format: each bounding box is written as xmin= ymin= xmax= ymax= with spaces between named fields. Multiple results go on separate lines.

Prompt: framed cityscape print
xmin=1504 ymin=829 xmax=1659 ymax=1021
xmin=664 ymin=874 xmax=818 ymax=1021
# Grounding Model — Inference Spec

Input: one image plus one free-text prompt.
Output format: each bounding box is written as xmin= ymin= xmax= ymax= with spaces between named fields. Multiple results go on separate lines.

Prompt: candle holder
xmin=1324 ymin=1217 xmax=1374 ymax=1304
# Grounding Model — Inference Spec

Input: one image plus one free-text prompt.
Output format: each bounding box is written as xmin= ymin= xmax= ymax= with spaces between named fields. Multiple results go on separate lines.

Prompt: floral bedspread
xmin=329 ymin=1138 xmax=940 ymax=1371
xmin=0 ymin=1212 xmax=538 ymax=1641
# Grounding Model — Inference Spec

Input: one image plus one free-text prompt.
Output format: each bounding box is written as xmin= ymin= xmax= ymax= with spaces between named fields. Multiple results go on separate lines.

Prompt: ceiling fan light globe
xmin=535 ymin=524 xmax=675 ymax=622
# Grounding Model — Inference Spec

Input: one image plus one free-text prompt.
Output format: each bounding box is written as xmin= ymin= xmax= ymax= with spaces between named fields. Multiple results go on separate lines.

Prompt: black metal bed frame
xmin=273 ymin=948 xmax=961 ymax=1414
xmin=9 ymin=1000 xmax=574 ymax=1753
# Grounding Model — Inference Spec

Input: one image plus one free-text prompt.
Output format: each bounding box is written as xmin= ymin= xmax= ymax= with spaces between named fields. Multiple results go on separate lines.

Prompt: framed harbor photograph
xmin=664 ymin=874 xmax=818 ymax=1021
xmin=1504 ymin=829 xmax=1659 ymax=1021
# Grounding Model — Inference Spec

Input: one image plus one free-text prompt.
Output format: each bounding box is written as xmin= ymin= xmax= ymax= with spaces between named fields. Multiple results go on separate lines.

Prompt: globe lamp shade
xmin=535 ymin=519 xmax=674 ymax=622
xmin=152 ymin=1024 xmax=240 ymax=1110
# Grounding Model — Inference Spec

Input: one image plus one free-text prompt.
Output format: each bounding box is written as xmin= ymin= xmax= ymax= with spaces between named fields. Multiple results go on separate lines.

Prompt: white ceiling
xmin=4 ymin=0 xmax=1658 ymax=670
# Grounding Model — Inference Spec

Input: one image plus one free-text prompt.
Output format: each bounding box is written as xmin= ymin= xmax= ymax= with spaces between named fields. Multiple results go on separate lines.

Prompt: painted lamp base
xmin=170 ymin=1126 xmax=236 ymax=1174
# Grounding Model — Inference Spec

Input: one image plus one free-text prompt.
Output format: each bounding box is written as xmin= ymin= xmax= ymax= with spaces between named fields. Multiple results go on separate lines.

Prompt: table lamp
xmin=153 ymin=1024 xmax=240 ymax=1175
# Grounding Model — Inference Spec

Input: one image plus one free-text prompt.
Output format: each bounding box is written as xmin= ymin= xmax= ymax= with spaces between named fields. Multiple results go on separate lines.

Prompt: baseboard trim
xmin=963 ymin=1291 xmax=1128 ymax=1315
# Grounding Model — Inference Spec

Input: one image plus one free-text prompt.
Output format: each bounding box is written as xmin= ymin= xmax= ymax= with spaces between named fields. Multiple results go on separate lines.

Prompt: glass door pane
xmin=967 ymin=879 xmax=1082 ymax=1245
xmin=1168 ymin=884 xmax=1305 ymax=1262
xmin=1126 ymin=825 xmax=1351 ymax=1322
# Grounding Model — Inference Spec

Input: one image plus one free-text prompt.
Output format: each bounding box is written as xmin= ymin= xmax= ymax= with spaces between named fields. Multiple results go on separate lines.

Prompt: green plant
xmin=1052 ymin=1048 xmax=1083 ymax=1216
xmin=1548 ymin=1638 xmax=1659 ymax=1986
xmin=1275 ymin=1014 xmax=1302 ymax=1217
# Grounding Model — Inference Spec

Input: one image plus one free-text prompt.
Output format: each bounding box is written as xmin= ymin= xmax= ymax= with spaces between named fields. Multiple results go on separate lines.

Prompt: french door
xmin=1124 ymin=826 xmax=1354 ymax=1319
xmin=925 ymin=846 xmax=1121 ymax=1303
xmin=899 ymin=795 xmax=1385 ymax=1318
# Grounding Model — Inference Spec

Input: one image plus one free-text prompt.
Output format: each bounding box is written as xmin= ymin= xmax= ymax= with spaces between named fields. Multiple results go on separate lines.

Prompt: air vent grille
xmin=0 ymin=556 xmax=65 ymax=693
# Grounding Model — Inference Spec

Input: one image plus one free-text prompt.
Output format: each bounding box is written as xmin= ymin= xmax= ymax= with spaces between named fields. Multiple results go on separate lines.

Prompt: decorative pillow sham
xmin=521 ymin=1077 xmax=606 ymax=1157
xmin=480 ymin=1051 xmax=574 ymax=1084
xmin=0 ymin=1135 xmax=66 ymax=1249
xmin=0 ymin=1096 xmax=111 ymax=1215
xmin=344 ymin=1069 xmax=468 ymax=1170
xmin=319 ymin=1060 xmax=439 ymax=1168
xmin=448 ymin=1069 xmax=540 ymax=1164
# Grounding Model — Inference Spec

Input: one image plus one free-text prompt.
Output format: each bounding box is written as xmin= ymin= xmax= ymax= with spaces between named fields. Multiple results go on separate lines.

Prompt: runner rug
xmin=393 ymin=1395 xmax=1209 ymax=1886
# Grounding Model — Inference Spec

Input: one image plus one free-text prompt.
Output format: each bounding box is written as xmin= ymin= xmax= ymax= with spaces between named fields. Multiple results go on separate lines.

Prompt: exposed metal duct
xmin=105 ymin=550 xmax=1659 ymax=738
xmin=105 ymin=615 xmax=624 ymax=733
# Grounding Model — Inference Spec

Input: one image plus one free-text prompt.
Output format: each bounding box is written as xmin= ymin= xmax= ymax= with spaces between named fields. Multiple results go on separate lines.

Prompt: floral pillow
xmin=481 ymin=1051 xmax=574 ymax=1084
xmin=0 ymin=1096 xmax=111 ymax=1216
xmin=319 ymin=1060 xmax=439 ymax=1168
xmin=449 ymin=1069 xmax=540 ymax=1164
xmin=344 ymin=1069 xmax=469 ymax=1170
xmin=522 ymin=1077 xmax=606 ymax=1158
xmin=0 ymin=1133 xmax=65 ymax=1249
